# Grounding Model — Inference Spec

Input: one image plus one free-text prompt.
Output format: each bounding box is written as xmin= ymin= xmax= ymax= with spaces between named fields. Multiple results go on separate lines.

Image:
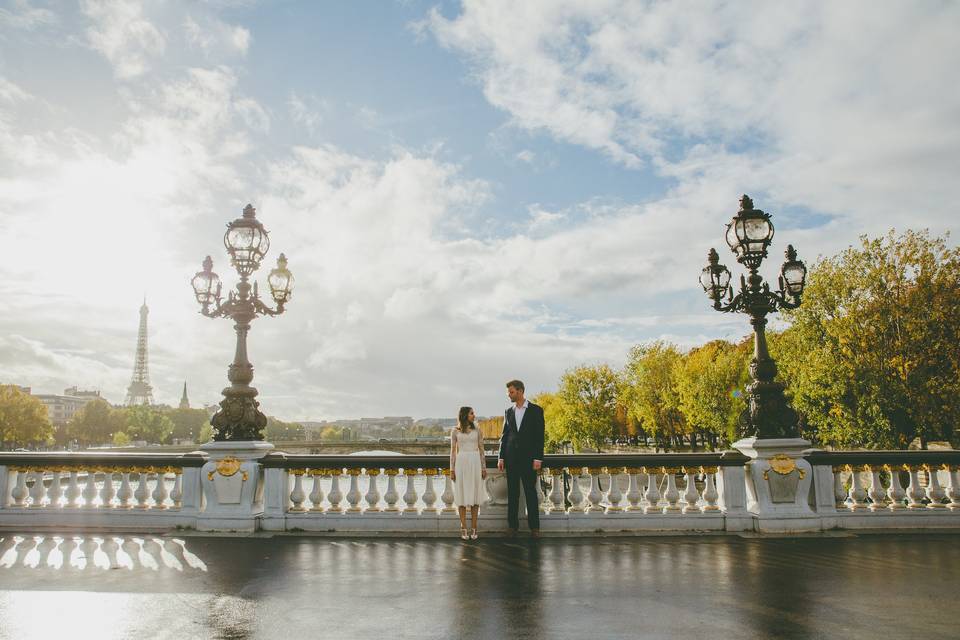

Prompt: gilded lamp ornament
xmin=191 ymin=204 xmax=294 ymax=441
xmin=700 ymin=195 xmax=807 ymax=439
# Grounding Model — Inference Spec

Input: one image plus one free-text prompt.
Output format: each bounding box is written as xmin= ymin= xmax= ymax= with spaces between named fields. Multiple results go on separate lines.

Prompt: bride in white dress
xmin=450 ymin=406 xmax=487 ymax=540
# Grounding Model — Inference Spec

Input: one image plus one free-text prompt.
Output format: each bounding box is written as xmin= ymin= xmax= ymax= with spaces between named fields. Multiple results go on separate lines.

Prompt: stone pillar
xmin=0 ymin=465 xmax=7 ymax=510
xmin=717 ymin=464 xmax=752 ymax=531
xmin=197 ymin=440 xmax=274 ymax=532
xmin=733 ymin=437 xmax=819 ymax=532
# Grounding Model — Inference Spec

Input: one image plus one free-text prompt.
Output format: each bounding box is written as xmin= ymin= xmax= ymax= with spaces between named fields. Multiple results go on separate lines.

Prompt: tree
xmin=532 ymin=391 xmax=569 ymax=452
xmin=550 ymin=364 xmax=619 ymax=452
xmin=674 ymin=340 xmax=750 ymax=449
xmin=0 ymin=385 xmax=53 ymax=447
xmin=198 ymin=423 xmax=214 ymax=443
xmin=775 ymin=230 xmax=960 ymax=449
xmin=265 ymin=417 xmax=305 ymax=441
xmin=620 ymin=342 xmax=687 ymax=450
xmin=123 ymin=405 xmax=175 ymax=444
xmin=67 ymin=399 xmax=125 ymax=446
xmin=112 ymin=431 xmax=132 ymax=446
xmin=167 ymin=408 xmax=211 ymax=443
xmin=477 ymin=416 xmax=504 ymax=440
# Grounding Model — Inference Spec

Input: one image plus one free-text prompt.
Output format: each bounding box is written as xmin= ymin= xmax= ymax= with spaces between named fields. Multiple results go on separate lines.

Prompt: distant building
xmin=32 ymin=387 xmax=103 ymax=427
xmin=179 ymin=382 xmax=190 ymax=409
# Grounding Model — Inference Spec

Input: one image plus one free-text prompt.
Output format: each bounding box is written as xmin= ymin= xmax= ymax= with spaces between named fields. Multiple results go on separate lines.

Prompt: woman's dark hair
xmin=457 ymin=406 xmax=475 ymax=432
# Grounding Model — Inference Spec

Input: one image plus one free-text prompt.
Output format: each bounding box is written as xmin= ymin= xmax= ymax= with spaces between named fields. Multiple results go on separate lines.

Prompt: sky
xmin=0 ymin=0 xmax=957 ymax=421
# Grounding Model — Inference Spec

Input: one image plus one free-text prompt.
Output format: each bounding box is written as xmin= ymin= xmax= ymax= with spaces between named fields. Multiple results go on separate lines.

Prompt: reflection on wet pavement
xmin=1 ymin=533 xmax=958 ymax=640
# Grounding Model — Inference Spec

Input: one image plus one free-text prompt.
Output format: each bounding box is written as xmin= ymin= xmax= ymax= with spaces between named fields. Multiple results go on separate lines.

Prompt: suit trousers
xmin=505 ymin=457 xmax=540 ymax=530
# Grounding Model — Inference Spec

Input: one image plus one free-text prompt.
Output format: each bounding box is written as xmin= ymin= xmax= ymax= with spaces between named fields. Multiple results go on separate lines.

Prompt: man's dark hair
xmin=505 ymin=379 xmax=525 ymax=392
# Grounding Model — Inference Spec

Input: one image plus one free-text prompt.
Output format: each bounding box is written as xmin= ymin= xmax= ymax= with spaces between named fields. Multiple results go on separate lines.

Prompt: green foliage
xmin=122 ymin=405 xmax=175 ymax=445
xmin=547 ymin=364 xmax=619 ymax=452
xmin=198 ymin=423 xmax=213 ymax=443
xmin=112 ymin=431 xmax=132 ymax=446
xmin=0 ymin=385 xmax=53 ymax=447
xmin=265 ymin=417 xmax=305 ymax=441
xmin=620 ymin=342 xmax=687 ymax=449
xmin=67 ymin=399 xmax=125 ymax=446
xmin=774 ymin=229 xmax=960 ymax=449
xmin=674 ymin=339 xmax=750 ymax=449
xmin=167 ymin=408 xmax=211 ymax=443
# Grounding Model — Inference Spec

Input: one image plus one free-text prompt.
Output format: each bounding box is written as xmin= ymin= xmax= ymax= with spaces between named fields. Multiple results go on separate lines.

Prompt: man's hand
xmin=497 ymin=459 xmax=504 ymax=471
xmin=533 ymin=459 xmax=542 ymax=471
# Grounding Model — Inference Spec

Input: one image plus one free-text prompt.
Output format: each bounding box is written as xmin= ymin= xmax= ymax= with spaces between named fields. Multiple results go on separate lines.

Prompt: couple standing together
xmin=449 ymin=379 xmax=545 ymax=540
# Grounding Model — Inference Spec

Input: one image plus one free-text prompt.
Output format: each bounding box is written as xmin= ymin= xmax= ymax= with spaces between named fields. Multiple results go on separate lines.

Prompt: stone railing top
xmin=805 ymin=449 xmax=960 ymax=467
xmin=0 ymin=451 xmax=208 ymax=468
xmin=261 ymin=450 xmax=749 ymax=470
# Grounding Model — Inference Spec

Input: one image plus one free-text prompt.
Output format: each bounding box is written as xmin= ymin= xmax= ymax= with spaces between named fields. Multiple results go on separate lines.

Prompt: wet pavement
xmin=1 ymin=531 xmax=957 ymax=639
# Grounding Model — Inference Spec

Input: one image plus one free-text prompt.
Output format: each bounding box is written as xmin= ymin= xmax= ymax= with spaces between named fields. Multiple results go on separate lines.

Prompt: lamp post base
xmin=197 ymin=440 xmax=274 ymax=532
xmin=734 ymin=437 xmax=818 ymax=532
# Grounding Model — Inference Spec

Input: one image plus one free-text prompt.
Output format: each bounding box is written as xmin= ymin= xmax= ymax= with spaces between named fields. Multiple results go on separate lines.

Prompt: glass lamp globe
xmin=267 ymin=253 xmax=294 ymax=304
xmin=191 ymin=256 xmax=221 ymax=305
xmin=780 ymin=245 xmax=807 ymax=296
xmin=224 ymin=204 xmax=271 ymax=276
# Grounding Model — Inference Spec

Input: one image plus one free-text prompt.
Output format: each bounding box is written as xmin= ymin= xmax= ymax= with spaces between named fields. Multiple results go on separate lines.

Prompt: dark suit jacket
xmin=498 ymin=402 xmax=545 ymax=463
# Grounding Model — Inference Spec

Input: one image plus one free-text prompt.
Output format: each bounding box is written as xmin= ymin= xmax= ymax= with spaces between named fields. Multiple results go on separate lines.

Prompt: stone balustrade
xmin=2 ymin=448 xmax=960 ymax=534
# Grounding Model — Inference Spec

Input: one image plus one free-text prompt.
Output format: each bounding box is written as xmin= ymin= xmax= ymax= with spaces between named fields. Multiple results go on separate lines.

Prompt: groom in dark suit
xmin=497 ymin=379 xmax=545 ymax=537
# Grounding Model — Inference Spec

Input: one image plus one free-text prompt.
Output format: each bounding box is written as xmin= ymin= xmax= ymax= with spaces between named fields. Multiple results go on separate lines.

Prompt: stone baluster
xmin=289 ymin=469 xmax=307 ymax=512
xmin=833 ymin=467 xmax=848 ymax=507
xmin=440 ymin=470 xmax=455 ymax=513
xmin=584 ymin=469 xmax=603 ymax=513
xmin=867 ymin=466 xmax=887 ymax=511
xmin=29 ymin=469 xmax=46 ymax=508
xmin=100 ymin=469 xmax=116 ymax=508
xmin=134 ymin=470 xmax=150 ymax=509
xmin=535 ymin=471 xmax=546 ymax=513
xmin=885 ymin=464 xmax=907 ymax=510
xmin=151 ymin=468 xmax=169 ymax=509
xmin=11 ymin=469 xmax=28 ymax=507
xmin=682 ymin=468 xmax=700 ymax=514
xmin=701 ymin=467 xmax=720 ymax=511
xmin=624 ymin=469 xmax=643 ymax=511
xmin=924 ymin=464 xmax=947 ymax=509
xmin=846 ymin=465 xmax=869 ymax=511
xmin=605 ymin=467 xmax=624 ymax=513
xmin=327 ymin=470 xmax=344 ymax=513
xmin=64 ymin=470 xmax=81 ymax=508
xmin=46 ymin=469 xmax=61 ymax=508
xmin=308 ymin=470 xmax=325 ymax=512
xmin=383 ymin=469 xmax=400 ymax=512
xmin=117 ymin=470 xmax=134 ymax=508
xmin=547 ymin=468 xmax=565 ymax=513
xmin=364 ymin=469 xmax=382 ymax=512
xmin=345 ymin=469 xmax=363 ymax=512
xmin=906 ymin=466 xmax=926 ymax=509
xmin=170 ymin=470 xmax=183 ymax=510
xmin=643 ymin=467 xmax=662 ymax=514
xmin=566 ymin=467 xmax=585 ymax=513
xmin=82 ymin=469 xmax=98 ymax=509
xmin=422 ymin=469 xmax=438 ymax=512
xmin=402 ymin=468 xmax=419 ymax=513
xmin=663 ymin=469 xmax=682 ymax=513
xmin=945 ymin=466 xmax=960 ymax=510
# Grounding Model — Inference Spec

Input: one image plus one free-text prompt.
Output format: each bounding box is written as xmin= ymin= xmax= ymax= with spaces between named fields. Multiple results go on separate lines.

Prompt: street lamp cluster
xmin=191 ymin=204 xmax=294 ymax=441
xmin=700 ymin=195 xmax=807 ymax=439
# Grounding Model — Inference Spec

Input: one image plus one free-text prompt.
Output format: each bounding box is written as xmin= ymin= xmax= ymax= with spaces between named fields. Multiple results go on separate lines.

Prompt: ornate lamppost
xmin=191 ymin=204 xmax=294 ymax=441
xmin=699 ymin=195 xmax=807 ymax=439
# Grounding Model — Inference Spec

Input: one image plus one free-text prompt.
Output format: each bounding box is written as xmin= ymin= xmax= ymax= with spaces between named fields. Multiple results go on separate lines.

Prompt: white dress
xmin=450 ymin=427 xmax=486 ymax=507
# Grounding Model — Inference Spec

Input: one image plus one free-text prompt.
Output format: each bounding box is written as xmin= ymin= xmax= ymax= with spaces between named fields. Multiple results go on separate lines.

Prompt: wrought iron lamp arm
xmin=253 ymin=297 xmax=285 ymax=317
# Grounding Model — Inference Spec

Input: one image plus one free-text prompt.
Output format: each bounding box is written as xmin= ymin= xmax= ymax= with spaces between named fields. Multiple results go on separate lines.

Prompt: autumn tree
xmin=774 ymin=230 xmax=960 ymax=449
xmin=67 ymin=399 xmax=125 ymax=446
xmin=620 ymin=342 xmax=687 ymax=450
xmin=674 ymin=339 xmax=750 ymax=450
xmin=0 ymin=385 xmax=53 ymax=448
xmin=549 ymin=364 xmax=619 ymax=452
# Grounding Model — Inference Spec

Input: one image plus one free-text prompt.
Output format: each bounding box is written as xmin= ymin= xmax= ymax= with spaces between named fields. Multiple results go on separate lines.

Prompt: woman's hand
xmin=481 ymin=468 xmax=487 ymax=480
xmin=451 ymin=470 xmax=456 ymax=481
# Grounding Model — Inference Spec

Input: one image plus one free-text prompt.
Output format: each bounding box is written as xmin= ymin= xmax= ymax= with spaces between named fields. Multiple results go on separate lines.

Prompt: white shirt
xmin=512 ymin=399 xmax=529 ymax=431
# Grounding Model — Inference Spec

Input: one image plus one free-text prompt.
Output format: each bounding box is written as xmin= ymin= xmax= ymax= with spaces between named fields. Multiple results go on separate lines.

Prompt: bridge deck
xmin=1 ymin=532 xmax=957 ymax=639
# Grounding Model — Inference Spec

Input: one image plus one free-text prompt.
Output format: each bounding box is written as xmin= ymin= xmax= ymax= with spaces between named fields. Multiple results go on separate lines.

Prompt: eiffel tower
xmin=124 ymin=299 xmax=155 ymax=406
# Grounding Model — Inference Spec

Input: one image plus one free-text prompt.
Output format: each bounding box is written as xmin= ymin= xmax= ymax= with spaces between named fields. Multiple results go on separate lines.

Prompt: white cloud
xmin=80 ymin=0 xmax=167 ymax=79
xmin=0 ymin=0 xmax=56 ymax=30
xmin=428 ymin=1 xmax=960 ymax=233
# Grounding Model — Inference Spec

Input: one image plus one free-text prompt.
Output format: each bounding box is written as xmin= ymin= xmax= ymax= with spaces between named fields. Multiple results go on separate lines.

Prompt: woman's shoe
xmin=470 ymin=529 xmax=478 ymax=540
xmin=460 ymin=528 xmax=469 ymax=540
